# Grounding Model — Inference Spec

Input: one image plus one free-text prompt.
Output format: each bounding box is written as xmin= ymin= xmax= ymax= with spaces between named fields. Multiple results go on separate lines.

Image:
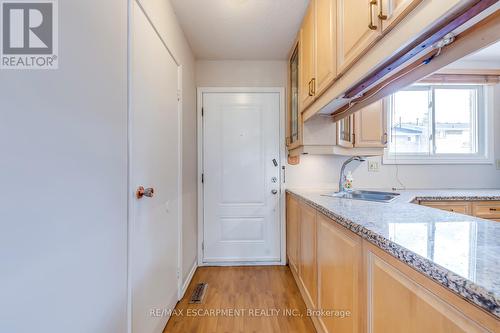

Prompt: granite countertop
xmin=286 ymin=188 xmax=500 ymax=318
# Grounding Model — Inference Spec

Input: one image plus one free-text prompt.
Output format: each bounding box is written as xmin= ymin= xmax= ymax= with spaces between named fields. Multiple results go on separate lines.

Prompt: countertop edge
xmin=286 ymin=189 xmax=500 ymax=319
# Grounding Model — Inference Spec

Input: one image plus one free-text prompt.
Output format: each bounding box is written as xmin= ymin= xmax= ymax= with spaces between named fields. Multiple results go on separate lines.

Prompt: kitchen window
xmin=384 ymin=84 xmax=493 ymax=164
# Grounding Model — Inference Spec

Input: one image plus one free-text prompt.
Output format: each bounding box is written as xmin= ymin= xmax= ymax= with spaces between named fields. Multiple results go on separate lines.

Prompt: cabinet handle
xmin=381 ymin=133 xmax=388 ymax=145
xmin=490 ymin=208 xmax=498 ymax=211
xmin=311 ymin=78 xmax=316 ymax=96
xmin=378 ymin=0 xmax=387 ymax=20
xmin=308 ymin=79 xmax=314 ymax=97
xmin=369 ymin=0 xmax=378 ymax=30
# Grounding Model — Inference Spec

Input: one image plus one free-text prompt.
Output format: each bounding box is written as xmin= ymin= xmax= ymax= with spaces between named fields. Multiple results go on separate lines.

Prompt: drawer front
xmin=472 ymin=201 xmax=500 ymax=219
xmin=420 ymin=201 xmax=471 ymax=215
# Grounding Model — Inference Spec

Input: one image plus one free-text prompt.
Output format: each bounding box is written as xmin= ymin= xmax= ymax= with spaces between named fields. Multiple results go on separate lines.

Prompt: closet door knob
xmin=136 ymin=186 xmax=155 ymax=199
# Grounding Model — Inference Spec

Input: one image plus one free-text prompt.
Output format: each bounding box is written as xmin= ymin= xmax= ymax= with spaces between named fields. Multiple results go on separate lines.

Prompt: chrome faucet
xmin=338 ymin=156 xmax=366 ymax=192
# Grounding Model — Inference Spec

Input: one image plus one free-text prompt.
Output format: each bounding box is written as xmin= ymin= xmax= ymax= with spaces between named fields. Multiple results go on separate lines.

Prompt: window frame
xmin=383 ymin=84 xmax=494 ymax=165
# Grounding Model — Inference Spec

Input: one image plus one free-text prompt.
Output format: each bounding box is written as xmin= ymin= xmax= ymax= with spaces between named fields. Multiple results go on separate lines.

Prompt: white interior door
xmin=202 ymin=91 xmax=281 ymax=263
xmin=130 ymin=2 xmax=180 ymax=332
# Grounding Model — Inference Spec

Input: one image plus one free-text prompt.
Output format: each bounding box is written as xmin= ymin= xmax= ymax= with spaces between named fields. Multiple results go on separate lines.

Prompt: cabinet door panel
xmin=299 ymin=202 xmax=317 ymax=308
xmin=315 ymin=0 xmax=336 ymax=96
xmin=287 ymin=43 xmax=302 ymax=150
xmin=286 ymin=194 xmax=300 ymax=273
xmin=380 ymin=0 xmax=423 ymax=32
xmin=367 ymin=252 xmax=488 ymax=333
xmin=420 ymin=201 xmax=472 ymax=216
xmin=472 ymin=201 xmax=500 ymax=219
xmin=337 ymin=0 xmax=381 ymax=73
xmin=337 ymin=115 xmax=354 ymax=148
xmin=299 ymin=1 xmax=316 ymax=111
xmin=354 ymin=100 xmax=386 ymax=148
xmin=317 ymin=214 xmax=362 ymax=333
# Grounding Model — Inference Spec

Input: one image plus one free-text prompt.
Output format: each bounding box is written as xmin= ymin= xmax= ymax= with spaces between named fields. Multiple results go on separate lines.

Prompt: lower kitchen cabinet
xmin=420 ymin=201 xmax=472 ymax=215
xmin=317 ymin=213 xmax=363 ymax=333
xmin=286 ymin=194 xmax=300 ymax=274
xmin=366 ymin=247 xmax=491 ymax=333
xmin=299 ymin=201 xmax=318 ymax=309
xmin=472 ymin=201 xmax=500 ymax=220
xmin=286 ymin=193 xmax=498 ymax=333
xmin=420 ymin=200 xmax=500 ymax=222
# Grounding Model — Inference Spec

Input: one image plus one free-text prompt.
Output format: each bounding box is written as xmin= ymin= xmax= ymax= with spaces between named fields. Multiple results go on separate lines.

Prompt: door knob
xmin=271 ymin=189 xmax=278 ymax=195
xmin=136 ymin=186 xmax=155 ymax=199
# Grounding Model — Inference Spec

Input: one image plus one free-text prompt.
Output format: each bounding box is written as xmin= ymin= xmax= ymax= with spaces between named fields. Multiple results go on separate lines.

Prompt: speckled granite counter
xmin=286 ymin=188 xmax=500 ymax=318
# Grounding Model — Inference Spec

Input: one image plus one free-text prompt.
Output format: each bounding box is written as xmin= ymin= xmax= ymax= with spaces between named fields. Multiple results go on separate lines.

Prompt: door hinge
xmin=201 ymin=242 xmax=204 ymax=251
xmin=201 ymin=173 xmax=204 ymax=183
xmin=201 ymin=107 xmax=204 ymax=116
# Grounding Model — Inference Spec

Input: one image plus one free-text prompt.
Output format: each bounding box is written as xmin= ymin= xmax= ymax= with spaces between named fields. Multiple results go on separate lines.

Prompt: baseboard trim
xmin=179 ymin=261 xmax=198 ymax=300
xmin=199 ymin=261 xmax=285 ymax=267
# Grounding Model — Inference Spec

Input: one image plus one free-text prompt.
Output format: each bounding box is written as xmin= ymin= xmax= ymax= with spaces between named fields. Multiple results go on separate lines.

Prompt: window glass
xmin=390 ymin=89 xmax=431 ymax=154
xmin=387 ymin=84 xmax=483 ymax=161
xmin=434 ymin=88 xmax=477 ymax=154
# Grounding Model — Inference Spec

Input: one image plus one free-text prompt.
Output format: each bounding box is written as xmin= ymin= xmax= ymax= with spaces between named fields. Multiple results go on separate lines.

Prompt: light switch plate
xmin=496 ymin=159 xmax=500 ymax=170
xmin=368 ymin=161 xmax=380 ymax=172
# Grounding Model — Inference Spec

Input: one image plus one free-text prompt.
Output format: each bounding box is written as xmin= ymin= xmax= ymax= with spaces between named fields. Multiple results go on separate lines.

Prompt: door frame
xmin=197 ymin=87 xmax=286 ymax=267
xmin=127 ymin=2 xmax=183 ymax=332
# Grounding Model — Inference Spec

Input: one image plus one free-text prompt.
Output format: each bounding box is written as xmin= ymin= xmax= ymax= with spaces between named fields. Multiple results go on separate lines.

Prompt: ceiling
xmin=170 ymin=0 xmax=309 ymax=60
xmin=461 ymin=41 xmax=500 ymax=62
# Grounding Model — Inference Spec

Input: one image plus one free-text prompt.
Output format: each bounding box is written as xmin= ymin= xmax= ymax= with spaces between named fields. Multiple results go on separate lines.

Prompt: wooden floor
xmin=164 ymin=266 xmax=316 ymax=333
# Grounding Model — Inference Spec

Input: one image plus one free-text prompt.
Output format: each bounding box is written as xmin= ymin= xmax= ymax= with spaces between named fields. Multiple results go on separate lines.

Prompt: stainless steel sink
xmin=323 ymin=190 xmax=400 ymax=203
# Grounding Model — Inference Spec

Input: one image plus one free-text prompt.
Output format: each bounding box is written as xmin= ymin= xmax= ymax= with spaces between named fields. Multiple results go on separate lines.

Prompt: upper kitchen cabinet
xmin=353 ymin=99 xmax=387 ymax=148
xmin=299 ymin=0 xmax=316 ymax=111
xmin=315 ymin=0 xmax=337 ymax=96
xmin=337 ymin=99 xmax=386 ymax=149
xmin=299 ymin=0 xmax=337 ymax=112
xmin=288 ymin=100 xmax=387 ymax=157
xmin=287 ymin=42 xmax=301 ymax=150
xmin=379 ymin=0 xmax=424 ymax=32
xmin=336 ymin=0 xmax=424 ymax=75
xmin=337 ymin=0 xmax=382 ymax=74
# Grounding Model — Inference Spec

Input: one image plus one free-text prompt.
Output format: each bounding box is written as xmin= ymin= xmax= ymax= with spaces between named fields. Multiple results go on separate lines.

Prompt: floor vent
xmin=189 ymin=283 xmax=208 ymax=304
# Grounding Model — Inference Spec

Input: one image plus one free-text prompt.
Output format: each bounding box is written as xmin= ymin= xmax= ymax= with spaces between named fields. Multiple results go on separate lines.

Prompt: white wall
xmin=138 ymin=0 xmax=197 ymax=286
xmin=0 ymin=1 xmax=198 ymax=332
xmin=287 ymin=85 xmax=500 ymax=190
xmin=196 ymin=60 xmax=287 ymax=87
xmin=0 ymin=1 xmax=128 ymax=332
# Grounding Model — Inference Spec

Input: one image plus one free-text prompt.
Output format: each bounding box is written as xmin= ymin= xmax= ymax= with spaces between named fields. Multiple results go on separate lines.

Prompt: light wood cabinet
xmin=317 ymin=213 xmax=363 ymax=333
xmin=420 ymin=200 xmax=500 ymax=222
xmin=354 ymin=99 xmax=386 ymax=148
xmin=336 ymin=0 xmax=423 ymax=74
xmin=299 ymin=201 xmax=318 ymax=309
xmin=367 ymin=250 xmax=489 ymax=333
xmin=315 ymin=0 xmax=337 ymax=96
xmin=298 ymin=0 xmax=337 ymax=112
xmin=287 ymin=42 xmax=302 ymax=150
xmin=337 ymin=100 xmax=386 ymax=149
xmin=337 ymin=114 xmax=354 ymax=148
xmin=380 ymin=0 xmax=423 ymax=32
xmin=287 ymin=195 xmax=499 ymax=333
xmin=299 ymin=0 xmax=316 ymax=111
xmin=472 ymin=201 xmax=500 ymax=220
xmin=420 ymin=201 xmax=472 ymax=216
xmin=286 ymin=194 xmax=300 ymax=273
xmin=336 ymin=0 xmax=381 ymax=74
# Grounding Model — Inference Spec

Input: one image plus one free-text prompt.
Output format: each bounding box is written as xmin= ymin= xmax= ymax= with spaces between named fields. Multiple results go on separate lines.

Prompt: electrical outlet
xmin=496 ymin=159 xmax=500 ymax=170
xmin=368 ymin=161 xmax=380 ymax=172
